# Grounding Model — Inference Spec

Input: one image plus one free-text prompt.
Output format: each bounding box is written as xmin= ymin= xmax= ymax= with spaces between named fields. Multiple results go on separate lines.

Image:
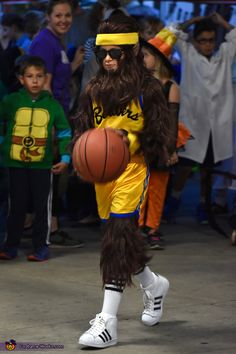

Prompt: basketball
xmin=72 ymin=128 xmax=130 ymax=183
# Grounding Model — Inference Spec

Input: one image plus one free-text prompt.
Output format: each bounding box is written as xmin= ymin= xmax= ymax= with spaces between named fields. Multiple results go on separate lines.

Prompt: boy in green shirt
xmin=0 ymin=56 xmax=71 ymax=261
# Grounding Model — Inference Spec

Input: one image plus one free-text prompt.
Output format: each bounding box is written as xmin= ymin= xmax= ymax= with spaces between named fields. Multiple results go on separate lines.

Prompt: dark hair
xmin=108 ymin=8 xmax=127 ymax=20
xmin=23 ymin=11 xmax=44 ymax=39
xmin=88 ymin=2 xmax=105 ymax=34
xmin=1 ymin=13 xmax=24 ymax=31
xmin=193 ymin=19 xmax=217 ymax=39
xmin=139 ymin=16 xmax=164 ymax=36
xmin=46 ymin=0 xmax=74 ymax=15
xmin=18 ymin=56 xmax=47 ymax=76
xmin=107 ymin=0 xmax=121 ymax=9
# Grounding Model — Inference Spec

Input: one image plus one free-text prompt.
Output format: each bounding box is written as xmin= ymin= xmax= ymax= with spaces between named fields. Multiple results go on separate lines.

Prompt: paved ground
xmin=0 ymin=174 xmax=236 ymax=354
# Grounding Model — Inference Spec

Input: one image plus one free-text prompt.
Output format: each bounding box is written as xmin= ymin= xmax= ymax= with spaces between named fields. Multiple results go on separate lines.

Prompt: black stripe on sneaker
xmin=154 ymin=301 xmax=161 ymax=305
xmin=99 ymin=330 xmax=112 ymax=342
xmin=105 ymin=329 xmax=112 ymax=340
xmin=99 ymin=334 xmax=106 ymax=343
xmin=154 ymin=306 xmax=161 ymax=310
xmin=102 ymin=331 xmax=109 ymax=342
xmin=155 ymin=296 xmax=163 ymax=300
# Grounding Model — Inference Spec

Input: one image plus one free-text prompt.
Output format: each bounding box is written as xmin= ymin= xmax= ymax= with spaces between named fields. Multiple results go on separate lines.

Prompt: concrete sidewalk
xmin=0 ymin=219 xmax=235 ymax=354
xmin=0 ymin=173 xmax=236 ymax=353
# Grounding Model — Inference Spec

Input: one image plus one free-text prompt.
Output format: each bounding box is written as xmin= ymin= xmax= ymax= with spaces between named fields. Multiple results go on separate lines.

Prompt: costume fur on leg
xmin=100 ymin=216 xmax=151 ymax=287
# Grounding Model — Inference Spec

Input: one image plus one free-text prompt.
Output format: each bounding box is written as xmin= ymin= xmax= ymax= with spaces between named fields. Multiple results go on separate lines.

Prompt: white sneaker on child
xmin=141 ymin=274 xmax=169 ymax=326
xmin=78 ymin=313 xmax=118 ymax=348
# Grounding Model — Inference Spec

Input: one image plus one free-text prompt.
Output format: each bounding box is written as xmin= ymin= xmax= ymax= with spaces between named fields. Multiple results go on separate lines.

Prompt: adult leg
xmin=212 ymin=165 xmax=229 ymax=212
xmin=196 ymin=166 xmax=213 ymax=224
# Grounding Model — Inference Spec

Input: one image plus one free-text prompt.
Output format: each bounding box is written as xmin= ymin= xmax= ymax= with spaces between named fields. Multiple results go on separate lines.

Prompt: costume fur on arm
xmin=140 ymin=76 xmax=173 ymax=165
xmin=168 ymin=102 xmax=179 ymax=154
xmin=72 ymin=85 xmax=95 ymax=146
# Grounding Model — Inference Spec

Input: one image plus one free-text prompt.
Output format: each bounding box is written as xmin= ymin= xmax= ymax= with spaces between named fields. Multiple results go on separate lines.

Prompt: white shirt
xmin=170 ymin=25 xmax=236 ymax=163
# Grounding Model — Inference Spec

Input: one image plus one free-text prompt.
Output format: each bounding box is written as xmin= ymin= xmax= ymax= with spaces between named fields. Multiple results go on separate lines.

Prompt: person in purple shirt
xmin=30 ymin=0 xmax=84 ymax=116
xmin=29 ymin=0 xmax=85 ymax=247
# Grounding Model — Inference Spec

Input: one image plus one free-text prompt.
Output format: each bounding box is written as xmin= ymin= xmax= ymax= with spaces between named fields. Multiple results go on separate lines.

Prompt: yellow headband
xmin=96 ymin=33 xmax=139 ymax=46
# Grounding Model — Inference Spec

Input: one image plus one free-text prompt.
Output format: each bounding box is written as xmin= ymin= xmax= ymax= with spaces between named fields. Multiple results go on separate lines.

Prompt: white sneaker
xmin=141 ymin=274 xmax=169 ymax=326
xmin=78 ymin=313 xmax=118 ymax=348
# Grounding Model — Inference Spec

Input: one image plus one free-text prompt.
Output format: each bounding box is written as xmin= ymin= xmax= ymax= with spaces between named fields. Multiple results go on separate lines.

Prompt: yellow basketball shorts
xmin=95 ymin=155 xmax=149 ymax=221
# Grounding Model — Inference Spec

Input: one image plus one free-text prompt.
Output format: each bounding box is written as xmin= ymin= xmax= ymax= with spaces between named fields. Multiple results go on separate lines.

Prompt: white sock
xmin=101 ymin=282 xmax=123 ymax=318
xmin=135 ymin=266 xmax=155 ymax=288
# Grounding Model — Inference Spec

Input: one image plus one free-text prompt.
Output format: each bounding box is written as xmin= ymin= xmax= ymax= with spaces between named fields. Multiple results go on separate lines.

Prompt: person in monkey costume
xmin=74 ymin=14 xmax=173 ymax=349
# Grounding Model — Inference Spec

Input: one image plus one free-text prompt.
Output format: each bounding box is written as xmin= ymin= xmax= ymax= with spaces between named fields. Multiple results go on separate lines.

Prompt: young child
xmin=74 ymin=15 xmax=173 ymax=349
xmin=0 ymin=55 xmax=71 ymax=261
xmin=163 ymin=13 xmax=236 ymax=224
xmin=139 ymin=28 xmax=180 ymax=250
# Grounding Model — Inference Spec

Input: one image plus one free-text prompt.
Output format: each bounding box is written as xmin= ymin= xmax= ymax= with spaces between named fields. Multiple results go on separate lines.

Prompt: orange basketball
xmin=72 ymin=128 xmax=130 ymax=183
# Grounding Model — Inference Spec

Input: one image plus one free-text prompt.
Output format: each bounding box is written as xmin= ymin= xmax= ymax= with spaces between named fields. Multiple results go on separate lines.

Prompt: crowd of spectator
xmin=1 ymin=0 xmax=236 ymax=260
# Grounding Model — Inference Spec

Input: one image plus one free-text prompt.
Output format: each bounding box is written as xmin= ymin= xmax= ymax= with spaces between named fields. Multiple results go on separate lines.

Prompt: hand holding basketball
xmin=72 ymin=128 xmax=130 ymax=183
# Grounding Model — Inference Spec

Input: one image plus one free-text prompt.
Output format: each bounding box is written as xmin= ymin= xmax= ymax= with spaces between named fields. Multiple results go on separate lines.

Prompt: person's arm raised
xmin=178 ymin=16 xmax=205 ymax=31
xmin=210 ymin=12 xmax=234 ymax=31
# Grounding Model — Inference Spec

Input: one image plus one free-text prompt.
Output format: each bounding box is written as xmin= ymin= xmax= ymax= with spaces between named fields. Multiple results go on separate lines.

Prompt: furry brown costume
xmin=100 ymin=216 xmax=151 ymax=287
xmin=74 ymin=16 xmax=173 ymax=287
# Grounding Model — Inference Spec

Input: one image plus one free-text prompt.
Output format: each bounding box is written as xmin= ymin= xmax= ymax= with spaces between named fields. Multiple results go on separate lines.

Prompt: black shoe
xmin=148 ymin=230 xmax=165 ymax=250
xmin=49 ymin=230 xmax=84 ymax=249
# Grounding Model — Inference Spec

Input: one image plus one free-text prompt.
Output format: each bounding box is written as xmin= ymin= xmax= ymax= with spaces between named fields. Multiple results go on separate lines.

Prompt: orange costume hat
xmin=141 ymin=28 xmax=192 ymax=148
xmin=140 ymin=27 xmax=177 ymax=75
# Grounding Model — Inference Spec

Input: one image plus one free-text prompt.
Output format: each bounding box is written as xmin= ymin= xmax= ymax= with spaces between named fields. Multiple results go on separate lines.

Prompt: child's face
xmin=97 ymin=45 xmax=124 ymax=72
xmin=142 ymin=47 xmax=158 ymax=71
xmin=19 ymin=66 xmax=47 ymax=98
xmin=193 ymin=31 xmax=216 ymax=58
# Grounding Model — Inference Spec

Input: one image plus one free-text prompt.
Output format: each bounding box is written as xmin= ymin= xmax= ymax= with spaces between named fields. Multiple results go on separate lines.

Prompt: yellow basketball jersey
xmin=92 ymin=98 xmax=144 ymax=156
